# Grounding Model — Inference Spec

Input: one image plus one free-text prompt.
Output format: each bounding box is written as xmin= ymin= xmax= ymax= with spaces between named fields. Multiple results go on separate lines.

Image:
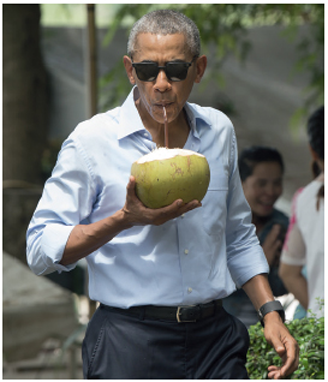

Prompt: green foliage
xmin=246 ymin=308 xmax=324 ymax=379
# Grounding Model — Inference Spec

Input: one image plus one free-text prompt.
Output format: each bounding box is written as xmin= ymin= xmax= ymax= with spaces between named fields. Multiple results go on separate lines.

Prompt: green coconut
xmin=131 ymin=148 xmax=210 ymax=209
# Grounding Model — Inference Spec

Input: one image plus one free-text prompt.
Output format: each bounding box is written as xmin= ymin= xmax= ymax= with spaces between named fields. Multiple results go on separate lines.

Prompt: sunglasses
xmin=131 ymin=57 xmax=198 ymax=82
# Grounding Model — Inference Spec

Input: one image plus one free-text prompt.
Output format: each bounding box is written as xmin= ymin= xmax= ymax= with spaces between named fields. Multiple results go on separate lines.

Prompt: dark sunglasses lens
xmin=133 ymin=62 xmax=191 ymax=82
xmin=135 ymin=63 xmax=159 ymax=82
xmin=166 ymin=63 xmax=189 ymax=82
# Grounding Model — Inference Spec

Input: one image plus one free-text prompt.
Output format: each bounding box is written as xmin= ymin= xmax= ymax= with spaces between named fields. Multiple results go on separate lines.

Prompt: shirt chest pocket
xmin=202 ymin=170 xmax=229 ymax=236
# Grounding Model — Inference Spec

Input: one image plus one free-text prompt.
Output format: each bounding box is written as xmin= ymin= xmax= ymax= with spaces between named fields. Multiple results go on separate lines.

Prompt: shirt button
xmin=188 ymin=287 xmax=193 ymax=293
xmin=181 ymin=213 xmax=185 ymax=218
xmin=184 ymin=249 xmax=189 ymax=255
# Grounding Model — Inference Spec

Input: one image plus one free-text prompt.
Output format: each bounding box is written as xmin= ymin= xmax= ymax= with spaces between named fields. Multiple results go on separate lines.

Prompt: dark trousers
xmin=82 ymin=303 xmax=250 ymax=379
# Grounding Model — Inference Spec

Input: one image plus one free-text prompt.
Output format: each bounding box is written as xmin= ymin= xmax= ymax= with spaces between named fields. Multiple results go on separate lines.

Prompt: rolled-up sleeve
xmin=225 ymin=131 xmax=269 ymax=288
xmin=26 ymin=132 xmax=96 ymax=276
xmin=26 ymin=223 xmax=76 ymax=275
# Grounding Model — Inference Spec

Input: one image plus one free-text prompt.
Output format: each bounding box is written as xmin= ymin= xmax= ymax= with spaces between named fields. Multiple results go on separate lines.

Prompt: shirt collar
xmin=183 ymin=102 xmax=212 ymax=138
xmin=117 ymin=86 xmax=212 ymax=140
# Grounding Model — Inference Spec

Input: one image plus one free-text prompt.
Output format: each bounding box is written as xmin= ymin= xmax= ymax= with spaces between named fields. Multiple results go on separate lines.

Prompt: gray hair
xmin=127 ymin=9 xmax=201 ymax=58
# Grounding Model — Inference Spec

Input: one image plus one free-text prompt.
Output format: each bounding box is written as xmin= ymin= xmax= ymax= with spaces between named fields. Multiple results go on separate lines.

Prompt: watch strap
xmin=258 ymin=300 xmax=285 ymax=327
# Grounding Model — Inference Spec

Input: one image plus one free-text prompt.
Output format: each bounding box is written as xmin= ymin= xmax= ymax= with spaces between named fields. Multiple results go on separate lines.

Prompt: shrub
xmin=246 ymin=308 xmax=324 ymax=379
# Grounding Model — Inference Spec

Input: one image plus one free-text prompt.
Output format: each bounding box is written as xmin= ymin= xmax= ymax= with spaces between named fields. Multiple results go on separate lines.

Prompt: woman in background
xmin=223 ymin=146 xmax=288 ymax=327
xmin=279 ymin=106 xmax=324 ymax=318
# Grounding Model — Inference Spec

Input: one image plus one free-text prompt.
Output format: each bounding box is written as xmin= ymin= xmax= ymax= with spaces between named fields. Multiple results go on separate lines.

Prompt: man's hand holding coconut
xmin=122 ymin=174 xmax=202 ymax=227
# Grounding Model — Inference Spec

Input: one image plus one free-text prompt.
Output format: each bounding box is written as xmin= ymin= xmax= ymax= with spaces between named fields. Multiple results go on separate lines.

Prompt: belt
xmin=100 ymin=299 xmax=222 ymax=323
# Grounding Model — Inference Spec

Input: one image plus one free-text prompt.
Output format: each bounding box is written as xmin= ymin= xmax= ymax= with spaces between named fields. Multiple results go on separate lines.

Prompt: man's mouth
xmin=155 ymin=101 xmax=172 ymax=107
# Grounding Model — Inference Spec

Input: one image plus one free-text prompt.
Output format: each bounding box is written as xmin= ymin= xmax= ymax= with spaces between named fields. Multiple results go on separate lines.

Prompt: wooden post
xmin=85 ymin=4 xmax=98 ymax=319
xmin=85 ymin=4 xmax=97 ymax=118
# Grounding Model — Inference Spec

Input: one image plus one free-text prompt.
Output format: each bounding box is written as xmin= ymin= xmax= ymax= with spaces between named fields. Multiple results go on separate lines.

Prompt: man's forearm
xmin=242 ymin=273 xmax=275 ymax=310
xmin=60 ymin=209 xmax=132 ymax=265
xmin=242 ymin=273 xmax=284 ymax=326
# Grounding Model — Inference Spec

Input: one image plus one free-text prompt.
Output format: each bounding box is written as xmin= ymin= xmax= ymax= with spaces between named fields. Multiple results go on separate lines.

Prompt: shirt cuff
xmin=229 ymin=246 xmax=270 ymax=288
xmin=41 ymin=223 xmax=77 ymax=273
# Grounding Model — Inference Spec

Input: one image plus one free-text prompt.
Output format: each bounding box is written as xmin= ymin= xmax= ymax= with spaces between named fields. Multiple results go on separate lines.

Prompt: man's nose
xmin=154 ymin=69 xmax=171 ymax=91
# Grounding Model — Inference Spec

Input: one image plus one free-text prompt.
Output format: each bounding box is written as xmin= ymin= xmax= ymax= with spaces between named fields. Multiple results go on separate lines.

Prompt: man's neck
xmin=135 ymin=97 xmax=190 ymax=149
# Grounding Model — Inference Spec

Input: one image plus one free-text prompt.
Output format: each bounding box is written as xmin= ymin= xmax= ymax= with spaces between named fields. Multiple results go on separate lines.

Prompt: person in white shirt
xmin=26 ymin=9 xmax=298 ymax=379
xmin=279 ymin=106 xmax=324 ymax=318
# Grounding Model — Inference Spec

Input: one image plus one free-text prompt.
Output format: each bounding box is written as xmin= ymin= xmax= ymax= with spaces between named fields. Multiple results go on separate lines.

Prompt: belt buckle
xmin=176 ymin=305 xmax=197 ymax=323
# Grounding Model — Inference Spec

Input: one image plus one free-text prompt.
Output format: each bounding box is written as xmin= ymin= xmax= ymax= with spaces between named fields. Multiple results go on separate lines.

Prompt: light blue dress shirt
xmin=26 ymin=87 xmax=269 ymax=308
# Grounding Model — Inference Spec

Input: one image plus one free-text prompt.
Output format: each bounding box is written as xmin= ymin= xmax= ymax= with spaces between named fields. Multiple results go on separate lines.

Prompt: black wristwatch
xmin=258 ymin=300 xmax=285 ymax=327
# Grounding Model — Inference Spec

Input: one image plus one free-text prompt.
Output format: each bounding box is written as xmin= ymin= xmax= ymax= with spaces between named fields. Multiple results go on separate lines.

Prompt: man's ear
xmin=194 ymin=55 xmax=207 ymax=84
xmin=123 ymin=55 xmax=136 ymax=85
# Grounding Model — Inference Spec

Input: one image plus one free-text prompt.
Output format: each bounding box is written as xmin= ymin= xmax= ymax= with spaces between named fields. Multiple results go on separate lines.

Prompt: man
xmin=26 ymin=9 xmax=299 ymax=379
